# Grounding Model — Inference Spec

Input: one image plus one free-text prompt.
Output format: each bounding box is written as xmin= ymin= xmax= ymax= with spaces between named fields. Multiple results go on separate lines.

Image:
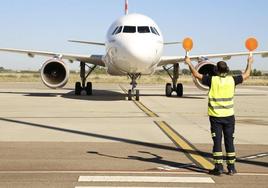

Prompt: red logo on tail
xmin=125 ymin=0 xmax=128 ymax=15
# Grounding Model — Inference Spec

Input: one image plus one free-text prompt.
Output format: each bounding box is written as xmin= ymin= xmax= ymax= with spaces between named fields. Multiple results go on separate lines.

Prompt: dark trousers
xmin=209 ymin=115 xmax=236 ymax=167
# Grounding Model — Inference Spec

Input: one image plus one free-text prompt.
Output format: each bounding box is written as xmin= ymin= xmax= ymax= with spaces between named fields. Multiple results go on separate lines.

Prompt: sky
xmin=0 ymin=0 xmax=268 ymax=71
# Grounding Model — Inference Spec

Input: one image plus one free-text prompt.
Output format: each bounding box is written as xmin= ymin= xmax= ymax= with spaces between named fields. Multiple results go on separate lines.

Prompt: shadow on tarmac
xmin=0 ymin=90 xmax=126 ymax=101
xmin=0 ymin=91 xmax=60 ymax=97
xmin=62 ymin=90 xmax=126 ymax=101
xmin=0 ymin=90 xmax=207 ymax=100
xmin=87 ymin=150 xmax=205 ymax=173
xmin=0 ymin=89 xmax=265 ymax=101
xmin=0 ymin=117 xmax=267 ymax=170
xmin=140 ymin=93 xmax=205 ymax=99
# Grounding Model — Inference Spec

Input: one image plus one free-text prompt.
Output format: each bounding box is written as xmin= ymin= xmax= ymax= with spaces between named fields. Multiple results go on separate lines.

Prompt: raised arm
xmin=185 ymin=57 xmax=203 ymax=80
xmin=242 ymin=56 xmax=254 ymax=81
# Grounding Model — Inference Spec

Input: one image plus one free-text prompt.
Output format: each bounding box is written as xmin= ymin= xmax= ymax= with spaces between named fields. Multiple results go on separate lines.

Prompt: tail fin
xmin=125 ymin=0 xmax=128 ymax=15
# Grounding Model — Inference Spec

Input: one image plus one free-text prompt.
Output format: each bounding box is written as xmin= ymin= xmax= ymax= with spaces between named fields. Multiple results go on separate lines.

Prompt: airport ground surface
xmin=0 ymin=82 xmax=267 ymax=188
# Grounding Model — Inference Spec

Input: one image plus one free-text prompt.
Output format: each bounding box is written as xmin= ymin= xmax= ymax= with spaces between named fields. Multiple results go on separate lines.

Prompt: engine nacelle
xmin=40 ymin=59 xmax=69 ymax=89
xmin=193 ymin=60 xmax=216 ymax=90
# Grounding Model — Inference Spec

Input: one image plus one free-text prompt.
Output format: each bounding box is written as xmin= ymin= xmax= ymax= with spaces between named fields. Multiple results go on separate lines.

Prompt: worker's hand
xmin=247 ymin=56 xmax=253 ymax=64
xmin=185 ymin=56 xmax=191 ymax=65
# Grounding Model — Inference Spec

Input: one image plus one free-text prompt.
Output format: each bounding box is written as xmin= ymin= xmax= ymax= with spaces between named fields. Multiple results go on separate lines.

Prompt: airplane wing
xmin=158 ymin=51 xmax=268 ymax=66
xmin=0 ymin=48 xmax=105 ymax=67
xmin=68 ymin=40 xmax=105 ymax=46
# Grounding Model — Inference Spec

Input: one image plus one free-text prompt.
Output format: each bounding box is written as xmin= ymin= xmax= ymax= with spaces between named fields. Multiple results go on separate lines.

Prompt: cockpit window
xmin=150 ymin=27 xmax=157 ymax=35
xmin=112 ymin=27 xmax=118 ymax=35
xmin=138 ymin=26 xmax=150 ymax=33
xmin=115 ymin=26 xmax=122 ymax=34
xmin=123 ymin=26 xmax=136 ymax=33
xmin=154 ymin=27 xmax=160 ymax=35
xmin=150 ymin=27 xmax=160 ymax=36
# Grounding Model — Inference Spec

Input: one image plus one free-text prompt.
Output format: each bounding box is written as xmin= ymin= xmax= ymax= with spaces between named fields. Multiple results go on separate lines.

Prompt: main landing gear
xmin=163 ymin=63 xmax=183 ymax=97
xmin=75 ymin=62 xmax=96 ymax=95
xmin=127 ymin=73 xmax=140 ymax=101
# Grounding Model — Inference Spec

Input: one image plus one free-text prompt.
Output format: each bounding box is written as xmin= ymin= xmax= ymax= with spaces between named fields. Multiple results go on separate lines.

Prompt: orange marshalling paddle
xmin=183 ymin=37 xmax=193 ymax=56
xmin=245 ymin=37 xmax=258 ymax=57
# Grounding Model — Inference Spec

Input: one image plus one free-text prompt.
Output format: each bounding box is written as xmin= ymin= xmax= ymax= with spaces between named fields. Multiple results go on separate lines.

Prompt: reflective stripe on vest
xmin=208 ymin=76 xmax=235 ymax=117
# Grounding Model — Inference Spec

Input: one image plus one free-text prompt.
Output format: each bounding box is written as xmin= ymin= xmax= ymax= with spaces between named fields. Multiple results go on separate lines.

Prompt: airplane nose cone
xmin=113 ymin=37 xmax=163 ymax=74
xmin=123 ymin=40 xmax=156 ymax=65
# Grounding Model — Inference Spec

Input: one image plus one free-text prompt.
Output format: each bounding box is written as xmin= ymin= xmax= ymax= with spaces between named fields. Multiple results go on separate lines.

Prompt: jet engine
xmin=40 ymin=59 xmax=69 ymax=89
xmin=193 ymin=59 xmax=216 ymax=90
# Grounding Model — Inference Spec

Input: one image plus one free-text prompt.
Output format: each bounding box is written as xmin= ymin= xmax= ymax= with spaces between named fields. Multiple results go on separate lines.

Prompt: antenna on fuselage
xmin=125 ymin=0 xmax=128 ymax=15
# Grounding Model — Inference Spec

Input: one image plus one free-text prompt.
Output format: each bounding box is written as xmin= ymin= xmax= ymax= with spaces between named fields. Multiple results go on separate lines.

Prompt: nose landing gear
xmin=127 ymin=73 xmax=141 ymax=101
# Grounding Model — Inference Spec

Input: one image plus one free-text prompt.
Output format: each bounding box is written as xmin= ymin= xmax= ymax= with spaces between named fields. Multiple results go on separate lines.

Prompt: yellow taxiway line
xmin=133 ymin=100 xmax=158 ymax=117
xmin=155 ymin=121 xmax=214 ymax=170
xmin=119 ymin=84 xmax=213 ymax=170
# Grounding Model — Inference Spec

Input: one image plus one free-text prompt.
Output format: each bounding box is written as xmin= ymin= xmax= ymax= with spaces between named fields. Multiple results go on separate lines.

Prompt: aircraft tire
xmin=176 ymin=83 xmax=183 ymax=97
xmin=128 ymin=89 xmax=132 ymax=100
xmin=135 ymin=90 xmax=140 ymax=101
xmin=165 ymin=83 xmax=172 ymax=97
xmin=75 ymin=82 xmax=82 ymax=95
xmin=86 ymin=82 xmax=92 ymax=95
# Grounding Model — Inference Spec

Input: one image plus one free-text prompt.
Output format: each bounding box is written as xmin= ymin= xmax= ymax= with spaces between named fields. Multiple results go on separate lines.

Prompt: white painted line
xmin=257 ymin=153 xmax=268 ymax=157
xmin=0 ymin=171 xmax=204 ymax=175
xmin=156 ymin=167 xmax=166 ymax=170
xmin=246 ymin=156 xmax=257 ymax=159
xmin=0 ymin=170 xmax=268 ymax=176
xmin=78 ymin=176 xmax=215 ymax=183
xmin=75 ymin=187 xmax=196 ymax=188
xmin=237 ymin=173 xmax=268 ymax=176
xmin=157 ymin=165 xmax=181 ymax=171
xmin=75 ymin=187 xmax=197 ymax=188
xmin=157 ymin=164 xmax=193 ymax=171
xmin=0 ymin=170 xmax=207 ymax=175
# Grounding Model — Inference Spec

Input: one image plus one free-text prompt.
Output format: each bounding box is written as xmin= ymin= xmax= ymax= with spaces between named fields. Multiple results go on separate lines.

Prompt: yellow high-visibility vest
xmin=208 ymin=76 xmax=235 ymax=117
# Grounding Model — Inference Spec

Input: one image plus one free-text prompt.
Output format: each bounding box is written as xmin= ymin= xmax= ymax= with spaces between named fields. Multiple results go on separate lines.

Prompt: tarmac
xmin=0 ymin=82 xmax=267 ymax=188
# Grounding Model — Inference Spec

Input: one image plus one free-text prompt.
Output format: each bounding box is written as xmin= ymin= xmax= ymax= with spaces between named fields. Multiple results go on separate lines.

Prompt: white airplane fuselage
xmin=103 ymin=13 xmax=164 ymax=75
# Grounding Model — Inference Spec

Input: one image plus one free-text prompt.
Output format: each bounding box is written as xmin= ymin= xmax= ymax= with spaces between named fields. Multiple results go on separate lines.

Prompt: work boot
xmin=227 ymin=165 xmax=237 ymax=176
xmin=209 ymin=164 xmax=224 ymax=176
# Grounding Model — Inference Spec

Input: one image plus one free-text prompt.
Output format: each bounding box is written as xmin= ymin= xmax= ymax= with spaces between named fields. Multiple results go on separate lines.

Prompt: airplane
xmin=0 ymin=0 xmax=268 ymax=101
